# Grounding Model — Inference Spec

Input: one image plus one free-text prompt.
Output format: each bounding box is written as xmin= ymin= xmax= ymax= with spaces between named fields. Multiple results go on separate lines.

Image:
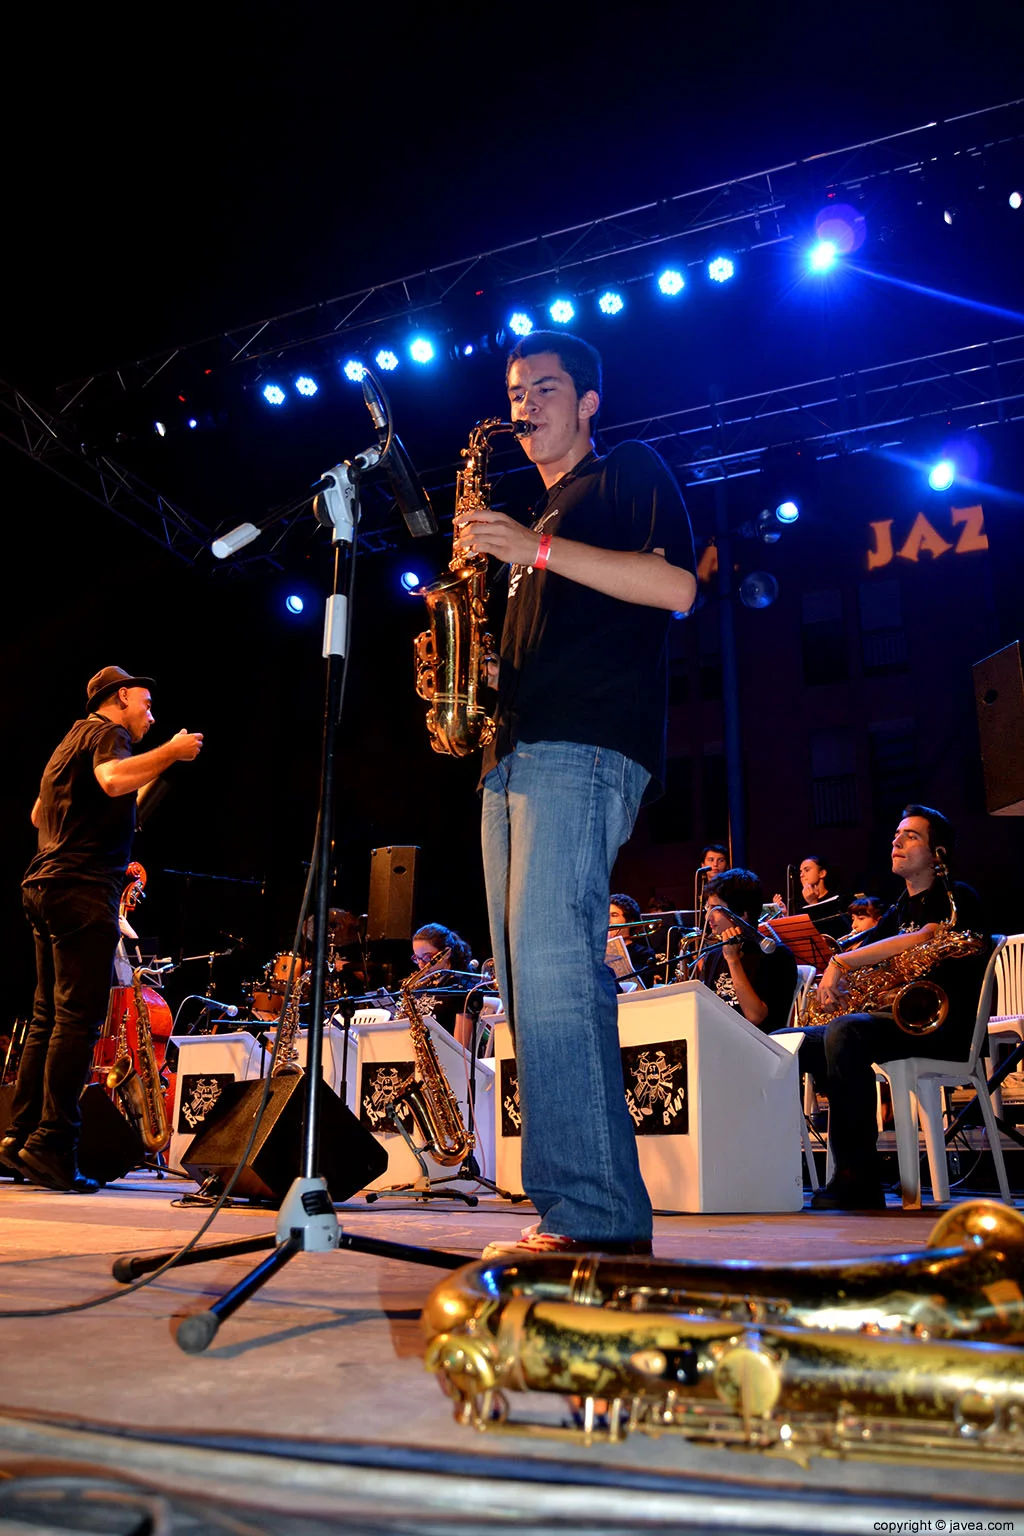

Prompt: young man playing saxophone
xmin=455 ymin=331 xmax=696 ymax=1257
xmin=776 ymin=804 xmax=989 ymax=1211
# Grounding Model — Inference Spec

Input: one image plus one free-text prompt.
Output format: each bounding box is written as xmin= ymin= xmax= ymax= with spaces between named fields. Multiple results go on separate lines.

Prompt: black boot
xmin=18 ymin=1143 xmax=99 ymax=1194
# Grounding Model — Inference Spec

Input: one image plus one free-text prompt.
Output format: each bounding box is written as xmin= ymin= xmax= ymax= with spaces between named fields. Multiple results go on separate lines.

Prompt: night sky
xmin=3 ymin=3 xmax=1024 ymax=1012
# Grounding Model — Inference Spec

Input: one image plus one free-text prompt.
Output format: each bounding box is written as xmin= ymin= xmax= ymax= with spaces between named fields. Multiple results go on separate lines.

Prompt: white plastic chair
xmin=987 ymin=934 xmax=1024 ymax=1119
xmin=874 ymin=936 xmax=1010 ymax=1210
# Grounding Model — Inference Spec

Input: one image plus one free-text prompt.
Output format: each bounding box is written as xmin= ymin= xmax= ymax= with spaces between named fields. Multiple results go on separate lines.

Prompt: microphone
xmin=719 ymin=907 xmax=778 ymax=954
xmin=362 ymin=375 xmax=437 ymax=538
xmin=192 ymin=995 xmax=239 ymax=1018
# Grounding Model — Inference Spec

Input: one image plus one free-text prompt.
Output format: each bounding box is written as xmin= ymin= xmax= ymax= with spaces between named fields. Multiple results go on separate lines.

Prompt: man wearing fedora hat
xmin=0 ymin=667 xmax=203 ymax=1192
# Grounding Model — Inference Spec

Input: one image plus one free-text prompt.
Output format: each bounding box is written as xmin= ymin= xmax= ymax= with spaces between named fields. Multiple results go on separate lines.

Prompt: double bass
xmin=92 ymin=863 xmax=175 ymax=1145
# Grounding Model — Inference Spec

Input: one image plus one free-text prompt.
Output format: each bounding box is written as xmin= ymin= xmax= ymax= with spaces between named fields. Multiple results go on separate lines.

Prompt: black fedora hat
xmin=86 ymin=666 xmax=156 ymax=710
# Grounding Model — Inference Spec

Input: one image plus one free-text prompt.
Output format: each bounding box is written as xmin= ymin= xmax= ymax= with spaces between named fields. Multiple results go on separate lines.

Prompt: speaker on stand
xmin=974 ymin=641 xmax=1024 ymax=816
xmin=366 ymin=845 xmax=419 ymax=986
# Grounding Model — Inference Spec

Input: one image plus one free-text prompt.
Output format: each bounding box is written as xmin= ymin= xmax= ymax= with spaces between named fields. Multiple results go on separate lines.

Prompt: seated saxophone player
xmin=0 ymin=666 xmax=202 ymax=1193
xmin=457 ymin=329 xmax=696 ymax=1260
xmin=411 ymin=923 xmax=478 ymax=1050
xmin=844 ymin=894 xmax=886 ymax=947
xmin=774 ymin=804 xmax=990 ymax=1212
xmin=697 ymin=869 xmax=797 ymax=1032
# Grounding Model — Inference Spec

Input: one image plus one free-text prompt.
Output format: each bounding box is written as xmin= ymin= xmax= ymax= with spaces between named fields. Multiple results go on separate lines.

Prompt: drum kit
xmin=243 ymin=908 xmax=364 ymax=1022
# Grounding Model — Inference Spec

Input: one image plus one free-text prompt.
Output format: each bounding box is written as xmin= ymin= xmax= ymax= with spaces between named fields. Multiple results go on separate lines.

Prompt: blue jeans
xmin=481 ymin=740 xmax=652 ymax=1240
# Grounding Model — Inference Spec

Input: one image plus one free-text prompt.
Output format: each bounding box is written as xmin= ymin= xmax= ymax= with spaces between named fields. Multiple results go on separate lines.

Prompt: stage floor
xmin=1 ymin=1172 xmax=1023 ymax=1532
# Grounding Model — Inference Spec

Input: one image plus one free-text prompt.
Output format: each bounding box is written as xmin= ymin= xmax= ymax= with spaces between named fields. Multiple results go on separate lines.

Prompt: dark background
xmin=3 ymin=3 xmax=1024 ymax=1020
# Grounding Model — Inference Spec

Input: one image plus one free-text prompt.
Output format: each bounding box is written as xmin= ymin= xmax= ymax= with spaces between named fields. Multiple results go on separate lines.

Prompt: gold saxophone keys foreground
xmin=422 ymin=1200 xmax=1024 ymax=1465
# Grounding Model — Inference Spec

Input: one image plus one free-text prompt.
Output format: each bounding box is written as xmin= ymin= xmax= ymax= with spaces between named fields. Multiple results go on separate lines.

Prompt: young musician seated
xmin=846 ymin=895 xmax=885 ymax=945
xmin=775 ymin=805 xmax=990 ymax=1212
xmin=411 ymin=922 xmax=479 ymax=1049
xmin=608 ymin=892 xmax=658 ymax=989
xmin=697 ymin=869 xmax=797 ymax=1033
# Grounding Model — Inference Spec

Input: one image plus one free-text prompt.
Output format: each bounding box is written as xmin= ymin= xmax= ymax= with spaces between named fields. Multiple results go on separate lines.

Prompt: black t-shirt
xmin=482 ymin=440 xmax=695 ymax=798
xmin=870 ymin=880 xmax=989 ymax=1048
xmin=700 ymin=942 xmax=798 ymax=1034
xmin=23 ymin=715 xmax=136 ymax=897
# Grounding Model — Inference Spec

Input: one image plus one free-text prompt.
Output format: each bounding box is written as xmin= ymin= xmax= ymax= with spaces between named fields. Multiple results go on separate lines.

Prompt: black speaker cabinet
xmin=974 ymin=641 xmax=1024 ymax=816
xmin=366 ymin=844 xmax=419 ymax=941
xmin=181 ymin=1076 xmax=388 ymax=1204
xmin=0 ymin=1083 xmax=145 ymax=1184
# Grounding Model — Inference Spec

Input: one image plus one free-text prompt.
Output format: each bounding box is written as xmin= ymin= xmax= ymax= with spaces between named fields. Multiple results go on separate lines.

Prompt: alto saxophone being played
xmin=106 ymin=966 xmax=171 ymax=1153
xmin=800 ymin=867 xmax=986 ymax=1034
xmin=393 ymin=951 xmax=474 ymax=1167
xmin=414 ymin=417 xmax=532 ymax=757
xmin=423 ymin=1199 xmax=1024 ymax=1465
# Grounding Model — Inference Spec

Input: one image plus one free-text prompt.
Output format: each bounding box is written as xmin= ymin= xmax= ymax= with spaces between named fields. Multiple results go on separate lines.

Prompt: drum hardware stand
xmin=113 ymin=404 xmax=468 ymax=1351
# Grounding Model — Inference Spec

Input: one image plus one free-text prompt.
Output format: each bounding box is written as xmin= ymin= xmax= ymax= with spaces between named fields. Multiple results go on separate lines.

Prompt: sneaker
xmin=0 ymin=1136 xmax=26 ymax=1180
xmin=482 ymin=1227 xmax=653 ymax=1260
xmin=18 ymin=1144 xmax=99 ymax=1195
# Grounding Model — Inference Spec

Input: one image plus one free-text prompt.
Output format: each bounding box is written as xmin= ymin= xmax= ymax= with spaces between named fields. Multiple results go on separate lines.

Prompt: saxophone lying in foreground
xmin=423 ymin=1201 xmax=1024 ymax=1464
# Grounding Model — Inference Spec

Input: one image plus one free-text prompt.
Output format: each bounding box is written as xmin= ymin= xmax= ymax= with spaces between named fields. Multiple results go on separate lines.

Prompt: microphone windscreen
xmin=212 ymin=523 xmax=260 ymax=559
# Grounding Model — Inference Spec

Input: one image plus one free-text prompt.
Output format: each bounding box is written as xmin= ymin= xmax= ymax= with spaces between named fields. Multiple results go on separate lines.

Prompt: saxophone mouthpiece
xmin=513 ymin=421 xmax=534 ymax=436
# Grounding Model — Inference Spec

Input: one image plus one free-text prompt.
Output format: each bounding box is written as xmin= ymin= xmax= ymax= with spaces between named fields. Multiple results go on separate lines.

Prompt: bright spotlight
xmin=262 ymin=384 xmax=286 ymax=406
xmin=187 ymin=417 xmax=198 ymax=429
xmin=285 ymin=594 xmax=304 ymax=615
xmin=154 ymin=421 xmax=166 ymax=437
xmin=808 ymin=240 xmax=838 ymax=273
xmin=343 ymin=360 xmax=366 ymax=382
xmin=410 ymin=337 xmax=435 ymax=364
xmin=776 ymin=500 xmax=800 ymax=523
xmin=598 ymin=290 xmax=624 ymax=315
xmin=508 ymin=311 xmax=534 ymax=337
xmin=658 ymin=269 xmax=685 ymax=297
xmin=549 ymin=299 xmax=575 ymax=324
xmin=375 ymin=349 xmax=399 ymax=372
xmin=462 ymin=343 xmax=474 ymax=356
xmin=928 ymin=459 xmax=956 ymax=491
xmin=295 ymin=375 xmax=318 ymax=397
xmin=708 ymin=257 xmax=735 ymax=284
xmin=400 ymin=570 xmax=421 ymax=593
xmin=1010 ymin=191 xmax=1022 ymax=210
xmin=943 ymin=208 xmax=958 ymax=226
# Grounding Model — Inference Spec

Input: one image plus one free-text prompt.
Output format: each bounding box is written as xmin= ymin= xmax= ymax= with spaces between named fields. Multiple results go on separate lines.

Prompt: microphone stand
xmin=112 ymin=449 xmax=465 ymax=1354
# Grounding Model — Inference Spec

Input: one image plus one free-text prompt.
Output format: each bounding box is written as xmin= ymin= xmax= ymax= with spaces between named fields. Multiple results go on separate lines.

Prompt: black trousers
xmin=776 ymin=1013 xmax=970 ymax=1181
xmin=11 ymin=880 xmax=120 ymax=1157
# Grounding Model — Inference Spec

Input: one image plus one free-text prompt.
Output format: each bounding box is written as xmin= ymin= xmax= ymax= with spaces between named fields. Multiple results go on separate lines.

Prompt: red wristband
xmin=534 ymin=534 xmax=553 ymax=570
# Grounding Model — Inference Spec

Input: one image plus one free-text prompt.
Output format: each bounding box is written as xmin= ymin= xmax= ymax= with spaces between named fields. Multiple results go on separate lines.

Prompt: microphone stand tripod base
xmin=275 ymin=1176 xmax=340 ymax=1250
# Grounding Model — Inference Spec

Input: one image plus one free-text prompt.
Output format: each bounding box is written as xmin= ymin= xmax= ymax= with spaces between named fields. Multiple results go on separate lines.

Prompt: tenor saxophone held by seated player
xmin=423 ymin=1201 xmax=1024 ymax=1464
xmin=392 ymin=951 xmax=474 ymax=1167
xmin=800 ymin=871 xmax=986 ymax=1034
xmin=414 ymin=417 xmax=532 ymax=757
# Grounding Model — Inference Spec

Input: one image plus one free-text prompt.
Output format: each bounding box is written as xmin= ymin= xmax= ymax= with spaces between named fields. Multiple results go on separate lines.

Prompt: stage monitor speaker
xmin=0 ymin=1083 xmax=146 ymax=1184
xmin=974 ymin=641 xmax=1024 ymax=816
xmin=367 ymin=845 xmax=419 ymax=941
xmin=181 ymin=1076 xmax=388 ymax=1204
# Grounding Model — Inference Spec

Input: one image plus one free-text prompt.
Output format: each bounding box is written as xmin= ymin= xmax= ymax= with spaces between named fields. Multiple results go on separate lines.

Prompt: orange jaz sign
xmin=867 ymin=505 xmax=988 ymax=570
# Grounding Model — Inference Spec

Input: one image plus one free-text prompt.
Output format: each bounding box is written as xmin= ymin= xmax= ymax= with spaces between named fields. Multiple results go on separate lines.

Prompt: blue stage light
xmin=549 ymin=299 xmax=575 ymax=324
xmin=187 ymin=417 xmax=198 ymax=429
xmin=295 ymin=375 xmax=318 ymax=397
xmin=154 ymin=421 xmax=166 ymax=437
xmin=658 ymin=269 xmax=685 ymax=296
xmin=262 ymin=384 xmax=286 ymax=406
xmin=375 ymin=349 xmax=399 ymax=372
xmin=462 ymin=343 xmax=474 ymax=356
xmin=708 ymin=257 xmax=735 ymax=283
xmin=928 ymin=459 xmax=956 ymax=491
xmin=1010 ymin=191 xmax=1022 ymax=210
xmin=285 ymin=594 xmax=304 ymax=615
xmin=400 ymin=571 xmax=421 ymax=593
xmin=598 ymin=290 xmax=624 ymax=315
xmin=808 ymin=240 xmax=838 ymax=273
xmin=410 ymin=337 xmax=435 ymax=364
xmin=508 ymin=311 xmax=534 ymax=337
xmin=343 ymin=360 xmax=366 ymax=382
xmin=776 ymin=500 xmax=800 ymax=523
